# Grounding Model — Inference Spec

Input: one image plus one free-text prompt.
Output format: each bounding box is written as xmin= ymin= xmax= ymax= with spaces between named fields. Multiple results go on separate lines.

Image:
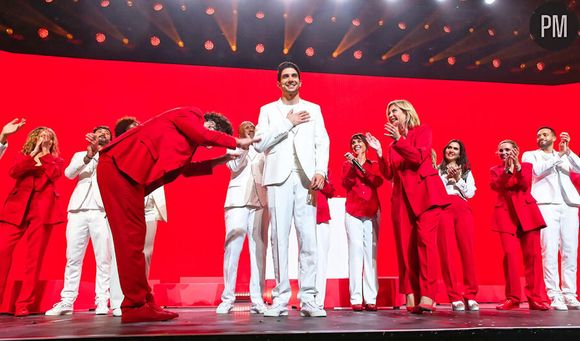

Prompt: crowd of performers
xmin=1 ymin=61 xmax=580 ymax=323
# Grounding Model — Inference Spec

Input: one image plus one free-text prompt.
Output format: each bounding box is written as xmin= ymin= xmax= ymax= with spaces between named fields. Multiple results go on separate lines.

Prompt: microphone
xmin=345 ymin=152 xmax=365 ymax=174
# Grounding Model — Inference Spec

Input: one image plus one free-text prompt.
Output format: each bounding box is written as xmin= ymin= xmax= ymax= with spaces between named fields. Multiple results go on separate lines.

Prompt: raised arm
xmin=392 ymin=125 xmax=432 ymax=167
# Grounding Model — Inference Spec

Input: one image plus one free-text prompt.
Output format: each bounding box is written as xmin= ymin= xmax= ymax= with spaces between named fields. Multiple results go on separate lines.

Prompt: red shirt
xmin=342 ymin=159 xmax=383 ymax=218
xmin=316 ymin=180 xmax=336 ymax=224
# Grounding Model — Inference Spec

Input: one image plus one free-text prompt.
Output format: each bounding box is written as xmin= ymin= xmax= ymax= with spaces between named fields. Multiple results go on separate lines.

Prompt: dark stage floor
xmin=2 ymin=304 xmax=580 ymax=341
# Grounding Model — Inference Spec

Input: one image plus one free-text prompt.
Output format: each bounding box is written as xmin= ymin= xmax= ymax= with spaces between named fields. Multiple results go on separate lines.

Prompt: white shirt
xmin=439 ymin=170 xmax=476 ymax=200
xmin=0 ymin=141 xmax=7 ymax=160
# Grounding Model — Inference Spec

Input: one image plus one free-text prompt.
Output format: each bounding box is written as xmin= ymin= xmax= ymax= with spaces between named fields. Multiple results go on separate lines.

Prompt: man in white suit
xmin=522 ymin=127 xmax=580 ymax=311
xmin=0 ymin=118 xmax=26 ymax=160
xmin=254 ymin=61 xmax=330 ymax=317
xmin=46 ymin=126 xmax=113 ymax=316
xmin=216 ymin=121 xmax=269 ymax=314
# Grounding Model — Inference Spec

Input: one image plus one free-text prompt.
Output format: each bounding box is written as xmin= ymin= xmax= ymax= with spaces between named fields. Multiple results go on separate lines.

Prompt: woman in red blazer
xmin=0 ymin=127 xmax=65 ymax=316
xmin=367 ymin=100 xmax=449 ymax=313
xmin=490 ymin=139 xmax=549 ymax=311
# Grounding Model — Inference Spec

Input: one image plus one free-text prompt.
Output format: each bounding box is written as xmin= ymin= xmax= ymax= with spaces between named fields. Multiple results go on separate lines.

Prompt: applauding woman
xmin=342 ymin=133 xmax=383 ymax=311
xmin=490 ymin=140 xmax=549 ymax=311
xmin=0 ymin=127 xmax=65 ymax=316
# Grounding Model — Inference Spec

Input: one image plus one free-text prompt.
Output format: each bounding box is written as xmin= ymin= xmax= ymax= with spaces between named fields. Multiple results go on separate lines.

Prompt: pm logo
xmin=530 ymin=2 xmax=579 ymax=51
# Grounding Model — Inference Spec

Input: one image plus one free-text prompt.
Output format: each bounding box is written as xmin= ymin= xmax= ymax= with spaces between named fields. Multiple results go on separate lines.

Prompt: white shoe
xmin=216 ymin=302 xmax=234 ymax=314
xmin=451 ymin=301 xmax=465 ymax=311
xmin=112 ymin=308 xmax=122 ymax=317
xmin=263 ymin=304 xmax=289 ymax=317
xmin=300 ymin=301 xmax=326 ymax=317
xmin=564 ymin=295 xmax=580 ymax=310
xmin=95 ymin=300 xmax=109 ymax=315
xmin=45 ymin=301 xmax=73 ymax=316
xmin=466 ymin=300 xmax=480 ymax=311
xmin=550 ymin=296 xmax=568 ymax=311
xmin=250 ymin=303 xmax=268 ymax=314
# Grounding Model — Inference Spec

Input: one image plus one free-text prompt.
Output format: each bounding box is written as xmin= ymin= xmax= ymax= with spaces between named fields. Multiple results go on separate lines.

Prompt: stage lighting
xmin=127 ymin=0 xmax=133 ymax=6
xmin=352 ymin=18 xmax=361 ymax=27
xmin=100 ymin=0 xmax=110 ymax=8
xmin=398 ymin=22 xmax=407 ymax=30
xmin=206 ymin=7 xmax=215 ymax=15
xmin=305 ymin=47 xmax=315 ymax=57
xmin=331 ymin=16 xmax=337 ymax=23
xmin=443 ymin=25 xmax=452 ymax=33
xmin=378 ymin=19 xmax=384 ymax=26
xmin=468 ymin=27 xmax=475 ymax=33
xmin=519 ymin=63 xmax=526 ymax=69
xmin=150 ymin=36 xmax=160 ymax=47
xmin=283 ymin=13 xmax=288 ymax=19
xmin=153 ymin=3 xmax=163 ymax=11
xmin=66 ymin=33 xmax=73 ymax=40
xmin=180 ymin=4 xmax=186 ymax=11
xmin=45 ymin=0 xmax=53 ymax=3
xmin=487 ymin=28 xmax=495 ymax=37
xmin=424 ymin=24 xmax=430 ymax=30
xmin=38 ymin=28 xmax=49 ymax=39
xmin=204 ymin=40 xmax=214 ymax=51
xmin=283 ymin=48 xmax=289 ymax=54
xmin=332 ymin=51 xmax=338 ymax=58
xmin=475 ymin=60 xmax=481 ymax=66
xmin=564 ymin=65 xmax=571 ymax=72
xmin=96 ymin=33 xmax=106 ymax=43
xmin=5 ymin=28 xmax=13 ymax=35
xmin=354 ymin=50 xmax=363 ymax=60
xmin=256 ymin=11 xmax=265 ymax=19
xmin=305 ymin=16 xmax=313 ymax=24
xmin=177 ymin=40 xmax=184 ymax=48
xmin=256 ymin=43 xmax=264 ymax=54
xmin=484 ymin=0 xmax=496 ymax=4
xmin=536 ymin=62 xmax=544 ymax=71
xmin=429 ymin=57 xmax=435 ymax=64
xmin=512 ymin=30 xmax=519 ymax=36
xmin=122 ymin=38 xmax=129 ymax=45
xmin=492 ymin=58 xmax=501 ymax=68
xmin=401 ymin=53 xmax=410 ymax=63
xmin=447 ymin=56 xmax=456 ymax=65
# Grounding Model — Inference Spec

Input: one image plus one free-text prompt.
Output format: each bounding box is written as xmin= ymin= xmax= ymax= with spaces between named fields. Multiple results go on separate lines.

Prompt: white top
xmin=144 ymin=186 xmax=167 ymax=222
xmin=0 ymin=141 xmax=7 ymax=160
xmin=224 ymin=146 xmax=268 ymax=208
xmin=65 ymin=151 xmax=104 ymax=211
xmin=439 ymin=170 xmax=476 ymax=200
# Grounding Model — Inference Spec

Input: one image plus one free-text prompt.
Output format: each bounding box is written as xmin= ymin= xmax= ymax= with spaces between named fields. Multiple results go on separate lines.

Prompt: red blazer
xmin=342 ymin=159 xmax=383 ymax=218
xmin=100 ymin=107 xmax=237 ymax=193
xmin=489 ymin=162 xmax=546 ymax=234
xmin=380 ymin=124 xmax=449 ymax=217
xmin=0 ymin=153 xmax=65 ymax=227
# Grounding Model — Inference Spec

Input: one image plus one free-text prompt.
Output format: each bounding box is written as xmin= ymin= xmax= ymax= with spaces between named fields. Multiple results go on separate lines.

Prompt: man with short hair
xmin=522 ymin=127 xmax=580 ymax=311
xmin=46 ymin=126 xmax=114 ymax=316
xmin=97 ymin=107 xmax=258 ymax=323
xmin=0 ymin=118 xmax=26 ymax=160
xmin=254 ymin=62 xmax=330 ymax=317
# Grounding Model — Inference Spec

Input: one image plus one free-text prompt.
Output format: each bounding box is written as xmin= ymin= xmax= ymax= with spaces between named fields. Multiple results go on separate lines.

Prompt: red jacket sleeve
xmin=9 ymin=154 xmax=42 ymax=179
xmin=361 ymin=162 xmax=384 ymax=188
xmin=320 ymin=180 xmax=336 ymax=198
xmin=39 ymin=154 xmax=64 ymax=183
xmin=342 ymin=161 xmax=359 ymax=190
xmin=378 ymin=155 xmax=393 ymax=181
xmin=489 ymin=165 xmax=528 ymax=192
xmin=392 ymin=125 xmax=431 ymax=167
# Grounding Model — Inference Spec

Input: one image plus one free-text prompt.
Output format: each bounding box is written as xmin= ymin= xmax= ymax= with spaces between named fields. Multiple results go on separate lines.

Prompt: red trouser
xmin=97 ymin=155 xmax=153 ymax=308
xmin=0 ymin=195 xmax=52 ymax=311
xmin=438 ymin=195 xmax=478 ymax=301
xmin=499 ymin=229 xmax=548 ymax=303
xmin=392 ymin=191 xmax=441 ymax=300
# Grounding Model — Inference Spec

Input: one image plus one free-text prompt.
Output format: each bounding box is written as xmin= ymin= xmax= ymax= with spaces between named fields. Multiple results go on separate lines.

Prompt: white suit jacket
xmin=0 ymin=142 xmax=6 ymax=160
xmin=254 ymin=98 xmax=330 ymax=186
xmin=522 ymin=149 xmax=580 ymax=206
xmin=65 ymin=151 xmax=104 ymax=212
xmin=145 ymin=186 xmax=167 ymax=222
xmin=224 ymin=146 xmax=267 ymax=208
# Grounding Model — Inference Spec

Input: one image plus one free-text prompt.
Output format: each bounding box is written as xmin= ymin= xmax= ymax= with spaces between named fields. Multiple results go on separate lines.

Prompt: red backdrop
xmin=0 ymin=50 xmax=579 ymax=296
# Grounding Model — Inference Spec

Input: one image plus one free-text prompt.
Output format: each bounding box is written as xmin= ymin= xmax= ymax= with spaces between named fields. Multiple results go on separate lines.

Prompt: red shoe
xmin=121 ymin=303 xmax=179 ymax=323
xmin=496 ymin=299 xmax=520 ymax=310
xmin=14 ymin=307 xmax=30 ymax=317
xmin=365 ymin=304 xmax=377 ymax=311
xmin=528 ymin=300 xmax=550 ymax=311
xmin=406 ymin=305 xmax=414 ymax=312
xmin=352 ymin=304 xmax=364 ymax=311
xmin=147 ymin=302 xmax=178 ymax=318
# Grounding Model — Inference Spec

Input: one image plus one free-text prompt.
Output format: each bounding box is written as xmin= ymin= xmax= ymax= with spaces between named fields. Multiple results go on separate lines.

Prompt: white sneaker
xmin=263 ymin=304 xmax=289 ymax=317
xmin=467 ymin=300 xmax=480 ymax=311
xmin=564 ymin=295 xmax=580 ymax=310
xmin=95 ymin=300 xmax=109 ymax=315
xmin=112 ymin=308 xmax=122 ymax=317
xmin=45 ymin=301 xmax=74 ymax=316
xmin=216 ymin=302 xmax=234 ymax=314
xmin=451 ymin=301 xmax=465 ymax=311
xmin=550 ymin=296 xmax=568 ymax=311
xmin=300 ymin=301 xmax=327 ymax=317
xmin=250 ymin=303 xmax=268 ymax=314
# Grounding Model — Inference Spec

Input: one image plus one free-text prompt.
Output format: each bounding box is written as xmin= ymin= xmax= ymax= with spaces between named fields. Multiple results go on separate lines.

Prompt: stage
xmin=2 ymin=304 xmax=580 ymax=341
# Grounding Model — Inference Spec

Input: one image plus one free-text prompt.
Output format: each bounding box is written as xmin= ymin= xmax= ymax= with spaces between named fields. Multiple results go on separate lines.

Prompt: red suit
xmin=380 ymin=125 xmax=449 ymax=300
xmin=0 ymin=153 xmax=65 ymax=313
xmin=97 ymin=107 xmax=237 ymax=315
xmin=490 ymin=162 xmax=548 ymax=304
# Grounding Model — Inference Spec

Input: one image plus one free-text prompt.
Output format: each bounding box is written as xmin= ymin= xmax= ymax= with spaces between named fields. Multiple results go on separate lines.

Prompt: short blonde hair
xmin=387 ymin=99 xmax=421 ymax=128
xmin=498 ymin=139 xmax=518 ymax=151
xmin=238 ymin=121 xmax=255 ymax=138
xmin=22 ymin=127 xmax=60 ymax=157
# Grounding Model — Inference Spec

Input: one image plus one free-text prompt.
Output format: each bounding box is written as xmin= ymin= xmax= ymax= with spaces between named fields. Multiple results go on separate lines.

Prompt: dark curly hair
xmin=438 ymin=139 xmax=471 ymax=177
xmin=204 ymin=112 xmax=233 ymax=135
xmin=114 ymin=116 xmax=139 ymax=137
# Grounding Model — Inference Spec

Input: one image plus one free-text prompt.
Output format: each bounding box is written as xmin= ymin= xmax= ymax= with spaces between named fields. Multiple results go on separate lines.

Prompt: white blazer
xmin=0 ymin=142 xmax=6 ymax=160
xmin=522 ymin=149 xmax=580 ymax=206
xmin=254 ymin=99 xmax=330 ymax=186
xmin=65 ymin=151 xmax=104 ymax=211
xmin=224 ymin=146 xmax=267 ymax=208
xmin=145 ymin=186 xmax=167 ymax=222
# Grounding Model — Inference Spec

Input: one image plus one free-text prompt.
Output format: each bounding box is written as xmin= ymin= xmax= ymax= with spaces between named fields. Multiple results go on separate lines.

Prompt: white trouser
xmin=268 ymin=170 xmax=318 ymax=305
xmin=60 ymin=210 xmax=111 ymax=304
xmin=315 ymin=222 xmax=330 ymax=308
xmin=110 ymin=217 xmax=158 ymax=310
xmin=220 ymin=206 xmax=268 ymax=305
xmin=539 ymin=203 xmax=579 ymax=299
xmin=345 ymin=212 xmax=379 ymax=305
